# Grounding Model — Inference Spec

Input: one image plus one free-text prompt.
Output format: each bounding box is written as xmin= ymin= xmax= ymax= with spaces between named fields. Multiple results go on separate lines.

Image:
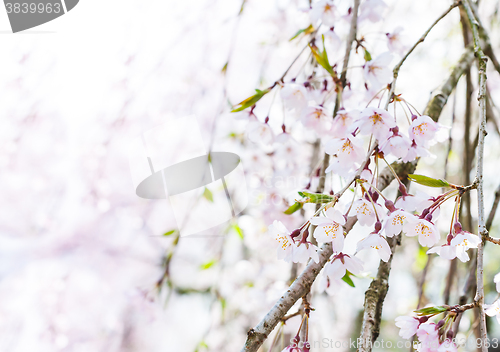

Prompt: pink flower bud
xmin=385 ymin=200 xmax=397 ymax=212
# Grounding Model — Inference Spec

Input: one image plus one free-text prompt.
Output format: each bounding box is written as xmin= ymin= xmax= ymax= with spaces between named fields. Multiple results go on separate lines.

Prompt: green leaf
xmin=364 ymin=48 xmax=372 ymax=62
xmin=233 ymin=223 xmax=244 ymax=239
xmin=203 ymin=187 xmax=214 ymax=202
xmin=289 ymin=24 xmax=314 ymax=41
xmin=309 ymin=37 xmax=335 ymax=76
xmin=298 ymin=191 xmax=335 ymax=204
xmin=231 ymin=88 xmax=271 ymax=112
xmin=163 ymin=229 xmax=177 ymax=236
xmin=414 ymin=306 xmax=448 ymax=316
xmin=408 ymin=174 xmax=450 ymax=188
xmin=342 ymin=271 xmax=355 ymax=287
xmin=200 ymin=259 xmax=217 ymax=270
xmin=284 ymin=201 xmax=303 ymax=215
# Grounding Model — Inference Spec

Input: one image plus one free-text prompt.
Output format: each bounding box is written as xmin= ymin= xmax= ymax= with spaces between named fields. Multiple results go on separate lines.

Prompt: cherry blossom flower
xmin=269 ymin=220 xmax=295 ymax=261
xmin=269 ymin=221 xmax=320 ymax=264
xmin=416 ymin=323 xmax=439 ymax=345
xmin=311 ymin=208 xmax=346 ymax=251
xmin=402 ymin=139 xmax=431 ymax=162
xmin=356 ymin=233 xmax=391 ymax=262
xmin=246 ymin=120 xmax=274 ymax=145
xmin=427 ymin=244 xmax=458 ymax=260
xmin=331 ymin=109 xmax=358 ymax=138
xmin=323 ymin=28 xmax=341 ymax=48
xmin=428 ymin=223 xmax=480 ymax=262
xmin=437 ymin=340 xmax=458 ymax=352
xmin=356 ymin=107 xmax=396 ymax=141
xmin=485 ymin=299 xmax=500 ymax=324
xmin=293 ymin=242 xmax=320 ymax=264
xmin=383 ymin=209 xmax=415 ymax=237
xmin=395 ymin=191 xmax=432 ymax=213
xmin=409 ymin=115 xmax=439 ymax=145
xmin=386 ymin=27 xmax=407 ymax=55
xmin=310 ymin=0 xmax=337 ymax=27
xmin=494 ymin=273 xmax=500 ymax=292
xmin=403 ymin=217 xmax=440 ymax=247
xmin=325 ymin=158 xmax=357 ymax=178
xmin=358 ymin=163 xmax=373 ymax=181
xmin=324 ymin=135 xmax=365 ymax=166
xmin=324 ymin=254 xmax=363 ymax=281
xmin=450 ymin=231 xmax=480 ymax=262
xmin=301 ymin=105 xmax=332 ymax=134
xmin=274 ymin=139 xmax=301 ymax=164
xmin=350 ymin=198 xmax=385 ymax=226
xmin=395 ymin=316 xmax=419 ymax=339
xmin=380 ymin=128 xmax=412 ymax=158
xmin=359 ymin=0 xmax=388 ymax=23
xmin=281 ymin=83 xmax=308 ymax=110
xmin=363 ymin=53 xmax=393 ymax=89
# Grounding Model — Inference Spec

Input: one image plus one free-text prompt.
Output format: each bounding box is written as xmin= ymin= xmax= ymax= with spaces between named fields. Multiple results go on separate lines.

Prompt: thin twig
xmin=385 ymin=1 xmax=461 ymax=110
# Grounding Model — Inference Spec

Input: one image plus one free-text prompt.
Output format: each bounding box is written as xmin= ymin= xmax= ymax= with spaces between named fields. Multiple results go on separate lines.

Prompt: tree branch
xmin=462 ymin=1 xmax=489 ymax=350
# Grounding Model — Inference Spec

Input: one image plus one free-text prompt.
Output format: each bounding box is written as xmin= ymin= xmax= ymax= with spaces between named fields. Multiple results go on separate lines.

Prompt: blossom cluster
xmin=395 ymin=316 xmax=458 ymax=352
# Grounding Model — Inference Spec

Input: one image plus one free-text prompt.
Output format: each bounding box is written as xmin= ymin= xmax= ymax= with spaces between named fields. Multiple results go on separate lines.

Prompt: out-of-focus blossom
xmin=325 ymin=157 xmax=357 ymax=178
xmin=246 ymin=120 xmax=274 ymax=145
xmin=281 ymin=83 xmax=308 ymax=110
xmin=363 ymin=53 xmax=393 ymax=88
xmin=386 ymin=27 xmax=407 ymax=55
xmin=395 ymin=316 xmax=419 ymax=339
xmin=330 ymin=108 xmax=358 ymax=138
xmin=311 ymin=207 xmax=346 ymax=251
xmin=323 ymin=28 xmax=342 ymax=48
xmin=356 ymin=233 xmax=391 ymax=262
xmin=310 ymin=0 xmax=337 ymax=27
xmin=359 ymin=0 xmax=388 ymax=23
xmin=300 ymin=105 xmax=331 ymax=134
xmin=485 ymin=300 xmax=500 ymax=324
xmin=274 ymin=139 xmax=300 ymax=163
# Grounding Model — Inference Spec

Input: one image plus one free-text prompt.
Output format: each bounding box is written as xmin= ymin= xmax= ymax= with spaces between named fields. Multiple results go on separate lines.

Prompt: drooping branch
xmin=241 ymin=146 xmax=372 ymax=352
xmin=240 ymin=43 xmax=475 ymax=352
xmin=315 ymin=0 xmax=361 ymax=197
xmin=240 ymin=7 xmax=480 ymax=352
xmin=462 ymin=1 xmax=489 ymax=351
xmin=385 ymin=1 xmax=460 ymax=109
